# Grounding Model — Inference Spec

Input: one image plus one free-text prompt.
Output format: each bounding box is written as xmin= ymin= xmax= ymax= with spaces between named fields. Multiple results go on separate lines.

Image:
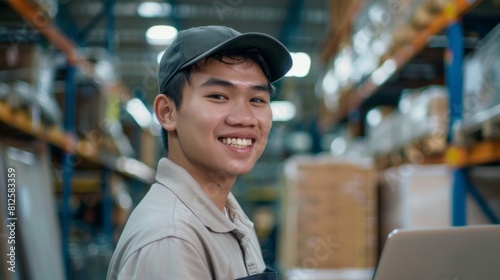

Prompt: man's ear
xmin=154 ymin=94 xmax=177 ymax=131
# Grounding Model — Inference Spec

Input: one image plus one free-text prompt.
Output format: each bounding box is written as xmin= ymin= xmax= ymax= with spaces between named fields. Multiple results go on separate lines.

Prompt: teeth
xmin=219 ymin=137 xmax=252 ymax=148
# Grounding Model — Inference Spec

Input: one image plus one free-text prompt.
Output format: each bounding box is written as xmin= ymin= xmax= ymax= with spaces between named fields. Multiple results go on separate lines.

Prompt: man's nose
xmin=225 ymin=101 xmax=258 ymax=127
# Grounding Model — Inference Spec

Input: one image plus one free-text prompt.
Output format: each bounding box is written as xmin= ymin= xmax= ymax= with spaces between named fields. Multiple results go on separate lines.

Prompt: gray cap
xmin=158 ymin=25 xmax=293 ymax=93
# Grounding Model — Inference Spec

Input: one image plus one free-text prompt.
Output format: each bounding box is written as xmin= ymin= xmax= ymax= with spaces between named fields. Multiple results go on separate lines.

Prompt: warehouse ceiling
xmin=0 ymin=0 xmax=330 ymax=124
xmin=2 ymin=0 xmax=500 ymax=136
xmin=58 ymin=0 xmax=330 ymax=121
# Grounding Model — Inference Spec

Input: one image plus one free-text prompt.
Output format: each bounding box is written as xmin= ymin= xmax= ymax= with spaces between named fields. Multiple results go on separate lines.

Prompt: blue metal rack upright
xmin=62 ymin=63 xmax=76 ymax=280
xmin=446 ymin=15 xmax=500 ymax=227
xmin=446 ymin=19 xmax=467 ymax=226
xmin=58 ymin=0 xmax=116 ymax=277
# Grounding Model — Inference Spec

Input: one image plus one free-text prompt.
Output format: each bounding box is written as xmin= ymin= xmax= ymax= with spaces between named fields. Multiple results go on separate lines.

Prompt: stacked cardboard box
xmin=280 ymin=156 xmax=378 ymax=273
xmin=379 ymin=164 xmax=497 ymax=250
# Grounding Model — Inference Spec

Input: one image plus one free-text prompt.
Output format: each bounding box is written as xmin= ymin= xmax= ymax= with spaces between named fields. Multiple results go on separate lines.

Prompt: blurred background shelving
xmin=1 ymin=0 xmax=500 ymax=279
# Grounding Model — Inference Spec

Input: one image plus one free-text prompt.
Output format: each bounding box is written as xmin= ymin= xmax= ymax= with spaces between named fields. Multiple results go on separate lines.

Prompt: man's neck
xmin=167 ymin=153 xmax=237 ymax=212
xmin=199 ymin=179 xmax=234 ymax=212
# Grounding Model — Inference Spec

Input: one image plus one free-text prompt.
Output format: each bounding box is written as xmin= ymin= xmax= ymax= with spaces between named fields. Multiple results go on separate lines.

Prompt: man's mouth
xmin=218 ymin=137 xmax=253 ymax=148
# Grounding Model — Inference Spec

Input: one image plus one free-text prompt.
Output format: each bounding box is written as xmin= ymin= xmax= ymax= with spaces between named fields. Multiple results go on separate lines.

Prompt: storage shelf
xmin=374 ymin=139 xmax=500 ymax=169
xmin=55 ymin=178 xmax=101 ymax=193
xmin=0 ymin=101 xmax=69 ymax=146
xmin=335 ymin=0 xmax=480 ymax=122
xmin=7 ymin=0 xmax=90 ymax=70
xmin=0 ymin=101 xmax=155 ymax=184
xmin=6 ymin=0 xmax=132 ymax=104
xmin=4 ymin=0 xmax=154 ymax=185
xmin=446 ymin=140 xmax=500 ymax=167
xmin=375 ymin=153 xmax=446 ymax=170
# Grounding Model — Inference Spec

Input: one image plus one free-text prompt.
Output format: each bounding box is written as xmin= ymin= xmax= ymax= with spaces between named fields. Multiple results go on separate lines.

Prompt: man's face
xmin=168 ymin=58 xmax=272 ymax=181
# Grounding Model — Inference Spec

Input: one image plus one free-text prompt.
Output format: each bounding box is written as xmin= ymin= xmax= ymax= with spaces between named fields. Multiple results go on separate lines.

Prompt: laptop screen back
xmin=373 ymin=225 xmax=500 ymax=280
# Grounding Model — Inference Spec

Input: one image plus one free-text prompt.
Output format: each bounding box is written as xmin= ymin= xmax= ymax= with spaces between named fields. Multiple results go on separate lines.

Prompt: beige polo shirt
xmin=107 ymin=158 xmax=266 ymax=280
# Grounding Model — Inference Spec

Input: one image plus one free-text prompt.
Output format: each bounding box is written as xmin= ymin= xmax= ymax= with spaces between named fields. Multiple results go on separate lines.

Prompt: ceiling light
xmin=126 ymin=98 xmax=152 ymax=128
xmin=285 ymin=52 xmax=311 ymax=77
xmin=271 ymin=101 xmax=296 ymax=122
xmin=137 ymin=2 xmax=172 ymax=18
xmin=146 ymin=25 xmax=178 ymax=45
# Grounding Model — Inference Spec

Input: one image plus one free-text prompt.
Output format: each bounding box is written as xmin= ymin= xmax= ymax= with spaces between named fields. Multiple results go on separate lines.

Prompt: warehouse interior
xmin=1 ymin=0 xmax=500 ymax=279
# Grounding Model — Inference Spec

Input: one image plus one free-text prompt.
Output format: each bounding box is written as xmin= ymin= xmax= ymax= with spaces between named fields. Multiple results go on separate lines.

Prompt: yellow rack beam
xmin=447 ymin=140 xmax=500 ymax=167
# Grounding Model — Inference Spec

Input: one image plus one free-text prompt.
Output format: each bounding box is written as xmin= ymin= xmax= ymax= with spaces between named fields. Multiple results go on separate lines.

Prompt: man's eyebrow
xmin=201 ymin=77 xmax=236 ymax=89
xmin=201 ymin=77 xmax=271 ymax=93
xmin=251 ymin=84 xmax=271 ymax=93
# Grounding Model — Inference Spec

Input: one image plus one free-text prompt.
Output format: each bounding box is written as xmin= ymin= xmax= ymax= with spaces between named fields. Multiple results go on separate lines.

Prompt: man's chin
xmin=234 ymin=169 xmax=252 ymax=176
xmin=225 ymin=162 xmax=256 ymax=176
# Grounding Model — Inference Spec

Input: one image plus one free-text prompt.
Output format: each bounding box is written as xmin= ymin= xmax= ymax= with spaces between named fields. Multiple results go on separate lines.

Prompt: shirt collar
xmin=155 ymin=158 xmax=253 ymax=234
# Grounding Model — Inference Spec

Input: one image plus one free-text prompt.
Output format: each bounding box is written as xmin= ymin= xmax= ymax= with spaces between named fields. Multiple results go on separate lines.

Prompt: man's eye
xmin=208 ymin=94 xmax=228 ymax=100
xmin=250 ymin=97 xmax=267 ymax=103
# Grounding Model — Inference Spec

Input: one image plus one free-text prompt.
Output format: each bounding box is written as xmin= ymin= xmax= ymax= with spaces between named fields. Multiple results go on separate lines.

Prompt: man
xmin=107 ymin=25 xmax=292 ymax=279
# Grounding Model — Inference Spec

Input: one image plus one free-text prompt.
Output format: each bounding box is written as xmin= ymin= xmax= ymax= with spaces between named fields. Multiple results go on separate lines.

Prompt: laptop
xmin=373 ymin=225 xmax=500 ymax=280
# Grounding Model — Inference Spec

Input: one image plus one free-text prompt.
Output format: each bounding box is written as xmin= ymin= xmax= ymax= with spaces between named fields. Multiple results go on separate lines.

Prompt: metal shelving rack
xmin=322 ymin=0 xmax=500 ymax=227
xmin=4 ymin=0 xmax=155 ymax=278
xmin=444 ymin=3 xmax=500 ymax=226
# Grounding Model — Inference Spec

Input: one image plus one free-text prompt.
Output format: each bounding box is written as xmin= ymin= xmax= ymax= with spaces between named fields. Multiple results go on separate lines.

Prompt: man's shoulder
xmin=109 ymin=183 xmax=208 ymax=276
xmin=116 ymin=183 xmax=205 ymax=250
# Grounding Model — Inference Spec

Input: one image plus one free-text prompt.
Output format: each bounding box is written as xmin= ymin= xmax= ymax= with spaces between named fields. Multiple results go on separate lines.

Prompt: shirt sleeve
xmin=117 ymin=237 xmax=212 ymax=280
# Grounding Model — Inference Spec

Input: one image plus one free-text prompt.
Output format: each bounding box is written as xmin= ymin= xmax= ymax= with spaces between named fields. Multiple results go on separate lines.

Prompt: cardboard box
xmin=280 ymin=156 xmax=378 ymax=271
xmin=379 ymin=164 xmax=499 ymax=250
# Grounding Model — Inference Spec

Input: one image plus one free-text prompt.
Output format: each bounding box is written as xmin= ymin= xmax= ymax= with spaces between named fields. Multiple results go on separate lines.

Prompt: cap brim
xmin=181 ymin=33 xmax=293 ymax=83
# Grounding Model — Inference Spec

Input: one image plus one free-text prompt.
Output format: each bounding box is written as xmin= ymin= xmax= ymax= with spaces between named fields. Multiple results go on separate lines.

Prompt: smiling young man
xmin=107 ymin=26 xmax=292 ymax=280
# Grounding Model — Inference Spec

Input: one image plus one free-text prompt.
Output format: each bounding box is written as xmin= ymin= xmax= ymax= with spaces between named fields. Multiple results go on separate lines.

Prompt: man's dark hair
xmin=159 ymin=48 xmax=276 ymax=152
